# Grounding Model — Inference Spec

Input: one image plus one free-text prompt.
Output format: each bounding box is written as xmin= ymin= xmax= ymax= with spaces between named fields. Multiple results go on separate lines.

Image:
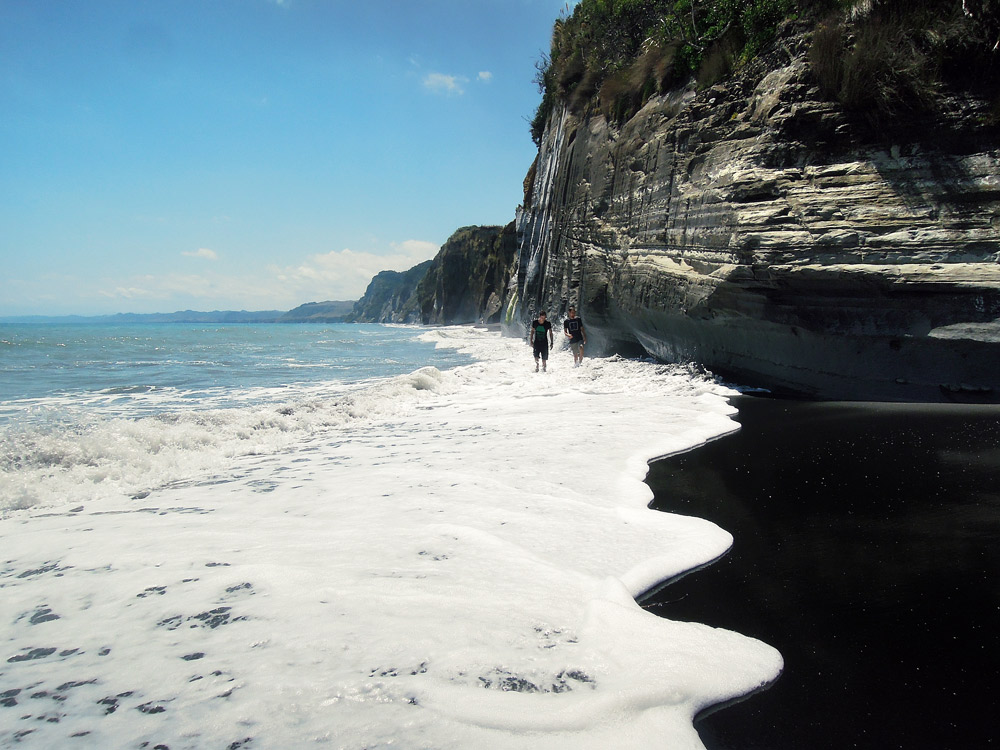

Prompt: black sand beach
xmin=642 ymin=396 xmax=1000 ymax=750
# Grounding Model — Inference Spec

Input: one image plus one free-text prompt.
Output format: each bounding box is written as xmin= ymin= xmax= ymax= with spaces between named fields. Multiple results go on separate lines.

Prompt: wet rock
xmin=29 ymin=607 xmax=60 ymax=625
xmin=7 ymin=648 xmax=57 ymax=663
xmin=188 ymin=607 xmax=245 ymax=629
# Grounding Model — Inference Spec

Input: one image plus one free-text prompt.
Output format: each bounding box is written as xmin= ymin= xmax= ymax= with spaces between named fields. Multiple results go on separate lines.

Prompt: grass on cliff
xmin=810 ymin=0 xmax=1000 ymax=127
xmin=531 ymin=0 xmax=795 ymax=141
xmin=530 ymin=0 xmax=1000 ymax=142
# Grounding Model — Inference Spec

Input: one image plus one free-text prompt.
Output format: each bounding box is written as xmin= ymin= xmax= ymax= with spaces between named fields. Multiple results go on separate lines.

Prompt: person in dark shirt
xmin=530 ymin=311 xmax=554 ymax=372
xmin=563 ymin=306 xmax=586 ymax=367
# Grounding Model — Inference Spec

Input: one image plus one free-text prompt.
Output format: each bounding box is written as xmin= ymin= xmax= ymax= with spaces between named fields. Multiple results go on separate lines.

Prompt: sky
xmin=0 ymin=0 xmax=570 ymax=316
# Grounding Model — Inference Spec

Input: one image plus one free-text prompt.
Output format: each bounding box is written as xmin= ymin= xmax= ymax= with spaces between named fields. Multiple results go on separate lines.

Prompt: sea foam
xmin=0 ymin=326 xmax=781 ymax=748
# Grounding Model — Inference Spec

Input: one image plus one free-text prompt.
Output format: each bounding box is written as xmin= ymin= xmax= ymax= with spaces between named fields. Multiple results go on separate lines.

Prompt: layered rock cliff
xmin=511 ymin=19 xmax=1000 ymax=400
xmin=348 ymin=224 xmax=517 ymax=325
xmin=345 ymin=261 xmax=433 ymax=324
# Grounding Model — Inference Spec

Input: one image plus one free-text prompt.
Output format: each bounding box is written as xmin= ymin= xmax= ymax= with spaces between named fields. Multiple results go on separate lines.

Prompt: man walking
xmin=564 ymin=306 xmax=586 ymax=366
xmin=530 ymin=311 xmax=554 ymax=372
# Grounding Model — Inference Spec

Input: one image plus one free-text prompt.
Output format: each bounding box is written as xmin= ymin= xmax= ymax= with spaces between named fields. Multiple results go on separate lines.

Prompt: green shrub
xmin=530 ymin=0 xmax=796 ymax=135
xmin=529 ymin=0 xmax=1000 ymax=141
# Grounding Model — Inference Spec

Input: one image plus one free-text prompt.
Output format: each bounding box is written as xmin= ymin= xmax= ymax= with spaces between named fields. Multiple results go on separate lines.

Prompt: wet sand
xmin=643 ymin=396 xmax=1000 ymax=750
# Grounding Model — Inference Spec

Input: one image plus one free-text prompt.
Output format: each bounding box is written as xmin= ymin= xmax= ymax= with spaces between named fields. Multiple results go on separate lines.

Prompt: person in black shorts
xmin=530 ymin=311 xmax=554 ymax=372
xmin=563 ymin=306 xmax=586 ymax=366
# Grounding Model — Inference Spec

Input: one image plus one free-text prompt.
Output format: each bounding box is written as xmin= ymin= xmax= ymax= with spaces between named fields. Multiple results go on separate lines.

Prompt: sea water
xmin=0 ymin=323 xmax=781 ymax=749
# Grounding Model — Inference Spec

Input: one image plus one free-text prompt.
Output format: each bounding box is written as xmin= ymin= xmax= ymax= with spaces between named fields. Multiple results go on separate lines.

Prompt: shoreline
xmin=0 ymin=336 xmax=782 ymax=748
xmin=641 ymin=394 xmax=1000 ymax=749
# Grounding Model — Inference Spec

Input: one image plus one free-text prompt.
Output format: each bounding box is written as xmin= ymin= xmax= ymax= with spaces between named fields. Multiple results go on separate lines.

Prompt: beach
xmin=1 ymin=325 xmax=780 ymax=749
xmin=643 ymin=395 xmax=1000 ymax=750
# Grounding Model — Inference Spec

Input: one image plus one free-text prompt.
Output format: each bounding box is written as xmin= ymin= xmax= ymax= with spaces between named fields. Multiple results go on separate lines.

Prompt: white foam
xmin=0 ymin=327 xmax=782 ymax=748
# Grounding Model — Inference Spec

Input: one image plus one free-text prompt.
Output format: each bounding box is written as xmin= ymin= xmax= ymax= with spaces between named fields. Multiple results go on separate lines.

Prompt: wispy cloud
xmin=99 ymin=286 xmax=157 ymax=301
xmin=423 ymin=73 xmax=467 ymax=96
xmin=273 ymin=240 xmax=440 ymax=300
xmin=478 ymin=71 xmax=493 ymax=82
xmin=7 ymin=241 xmax=442 ymax=315
xmin=88 ymin=241 xmax=440 ymax=311
xmin=182 ymin=248 xmax=219 ymax=260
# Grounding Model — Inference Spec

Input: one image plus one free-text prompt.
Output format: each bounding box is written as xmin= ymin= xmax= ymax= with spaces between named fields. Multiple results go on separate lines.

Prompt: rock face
xmin=512 ymin=32 xmax=1000 ymax=401
xmin=413 ymin=224 xmax=518 ymax=325
xmin=345 ymin=261 xmax=433 ymax=324
xmin=348 ymin=224 xmax=517 ymax=325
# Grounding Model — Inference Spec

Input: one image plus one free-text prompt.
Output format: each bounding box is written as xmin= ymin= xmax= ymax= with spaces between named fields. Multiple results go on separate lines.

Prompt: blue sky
xmin=1 ymin=0 xmax=568 ymax=315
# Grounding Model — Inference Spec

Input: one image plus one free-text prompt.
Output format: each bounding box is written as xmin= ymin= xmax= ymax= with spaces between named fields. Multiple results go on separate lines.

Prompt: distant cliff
xmin=510 ymin=1 xmax=1000 ymax=401
xmin=348 ymin=224 xmax=517 ymax=324
xmin=279 ymin=300 xmax=355 ymax=323
xmin=345 ymin=261 xmax=433 ymax=323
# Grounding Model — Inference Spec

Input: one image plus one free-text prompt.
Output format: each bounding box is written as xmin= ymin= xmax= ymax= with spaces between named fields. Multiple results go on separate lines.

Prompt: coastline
xmin=642 ymin=395 xmax=1000 ymax=749
xmin=0 ymin=332 xmax=781 ymax=749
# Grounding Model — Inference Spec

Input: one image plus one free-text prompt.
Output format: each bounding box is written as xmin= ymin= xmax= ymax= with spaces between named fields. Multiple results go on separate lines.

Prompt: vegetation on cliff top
xmin=531 ymin=0 xmax=1000 ymax=142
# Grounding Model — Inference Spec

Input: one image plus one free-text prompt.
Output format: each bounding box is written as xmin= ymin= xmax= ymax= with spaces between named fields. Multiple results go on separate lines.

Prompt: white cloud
xmin=182 ymin=248 xmax=219 ymax=260
xmin=478 ymin=71 xmax=493 ymax=82
xmin=84 ymin=240 xmax=441 ymax=312
xmin=273 ymin=240 xmax=440 ymax=301
xmin=99 ymin=286 xmax=156 ymax=301
xmin=5 ymin=241 xmax=442 ymax=315
xmin=423 ymin=72 xmax=467 ymax=96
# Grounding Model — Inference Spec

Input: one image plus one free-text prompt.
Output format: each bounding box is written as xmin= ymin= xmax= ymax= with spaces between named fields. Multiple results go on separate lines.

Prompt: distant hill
xmin=278 ymin=300 xmax=356 ymax=323
xmin=0 ymin=310 xmax=286 ymax=324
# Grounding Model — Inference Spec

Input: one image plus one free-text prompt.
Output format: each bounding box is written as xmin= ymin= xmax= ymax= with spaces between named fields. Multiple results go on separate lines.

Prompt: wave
xmin=0 ymin=367 xmax=450 ymax=514
xmin=0 ymin=325 xmax=782 ymax=749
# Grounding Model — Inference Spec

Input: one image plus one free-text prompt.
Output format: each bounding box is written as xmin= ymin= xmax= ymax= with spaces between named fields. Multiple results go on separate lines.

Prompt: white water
xmin=0 ymin=327 xmax=782 ymax=748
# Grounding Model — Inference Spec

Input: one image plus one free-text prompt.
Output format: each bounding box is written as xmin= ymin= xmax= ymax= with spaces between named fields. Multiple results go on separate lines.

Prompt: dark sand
xmin=642 ymin=396 xmax=1000 ymax=750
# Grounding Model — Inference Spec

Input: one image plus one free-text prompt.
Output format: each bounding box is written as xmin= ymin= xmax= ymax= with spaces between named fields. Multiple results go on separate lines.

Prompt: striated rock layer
xmin=412 ymin=223 xmax=517 ymax=325
xmin=349 ymin=224 xmax=517 ymax=325
xmin=511 ymin=34 xmax=1000 ymax=401
xmin=345 ymin=261 xmax=433 ymax=324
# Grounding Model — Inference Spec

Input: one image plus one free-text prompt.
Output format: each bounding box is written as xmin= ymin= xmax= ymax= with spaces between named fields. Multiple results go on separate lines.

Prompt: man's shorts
xmin=533 ymin=341 xmax=549 ymax=360
xmin=570 ymin=340 xmax=584 ymax=354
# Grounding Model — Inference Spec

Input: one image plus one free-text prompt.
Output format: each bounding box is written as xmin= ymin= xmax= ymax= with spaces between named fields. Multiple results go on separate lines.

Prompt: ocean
xmin=0 ymin=322 xmax=780 ymax=749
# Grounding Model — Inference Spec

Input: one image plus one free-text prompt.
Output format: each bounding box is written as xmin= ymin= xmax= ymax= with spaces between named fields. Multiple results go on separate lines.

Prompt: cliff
xmin=511 ymin=8 xmax=1000 ymax=401
xmin=345 ymin=261 xmax=433 ymax=323
xmin=348 ymin=224 xmax=517 ymax=325
xmin=412 ymin=224 xmax=518 ymax=324
xmin=279 ymin=300 xmax=355 ymax=323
